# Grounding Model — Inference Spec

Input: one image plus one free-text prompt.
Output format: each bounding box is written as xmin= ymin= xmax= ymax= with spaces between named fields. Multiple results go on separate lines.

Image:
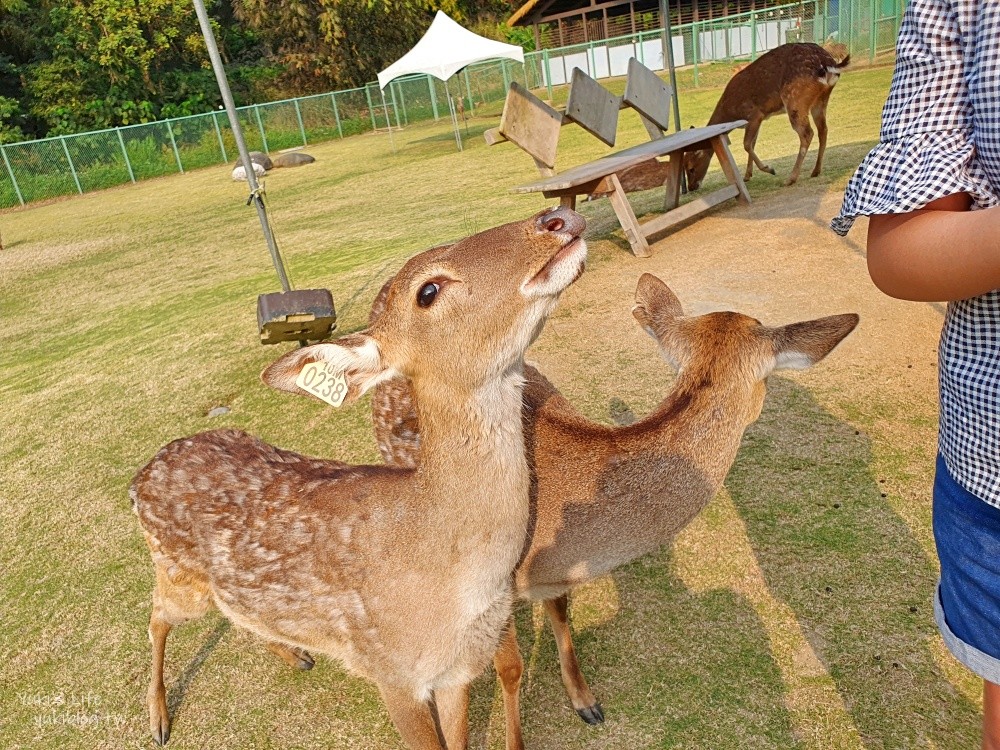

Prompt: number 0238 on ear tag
xmin=295 ymin=361 xmax=349 ymax=407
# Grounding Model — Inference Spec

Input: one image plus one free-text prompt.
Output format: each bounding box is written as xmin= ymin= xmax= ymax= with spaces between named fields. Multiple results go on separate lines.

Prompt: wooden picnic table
xmin=513 ymin=120 xmax=751 ymax=258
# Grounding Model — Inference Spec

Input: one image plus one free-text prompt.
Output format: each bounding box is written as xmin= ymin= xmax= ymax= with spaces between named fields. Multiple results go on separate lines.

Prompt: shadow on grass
xmin=466 ymin=375 xmax=980 ymax=748
xmin=725 ymin=377 xmax=980 ymax=747
xmin=166 ymin=618 xmax=231 ymax=720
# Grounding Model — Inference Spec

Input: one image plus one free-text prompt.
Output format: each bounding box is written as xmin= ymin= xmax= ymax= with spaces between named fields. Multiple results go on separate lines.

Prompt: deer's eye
xmin=417 ymin=282 xmax=440 ymax=308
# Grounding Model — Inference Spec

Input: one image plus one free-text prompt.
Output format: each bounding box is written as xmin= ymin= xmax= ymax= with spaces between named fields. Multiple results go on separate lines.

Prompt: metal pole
xmin=192 ymin=0 xmax=291 ymax=293
xmin=364 ymin=86 xmax=378 ymax=132
xmin=659 ymin=0 xmax=682 ymax=131
xmin=330 ymin=93 xmax=343 ymax=139
xmin=60 ymin=136 xmax=83 ymax=194
xmin=117 ymin=129 xmax=136 ymax=183
xmin=380 ymin=88 xmax=396 ymax=154
xmin=428 ymin=76 xmax=439 ymax=121
xmin=253 ymin=105 xmax=269 ymax=153
xmin=165 ymin=121 xmax=184 ymax=174
xmin=212 ymin=111 xmax=228 ymax=162
xmin=293 ymin=98 xmax=308 ymax=145
xmin=1 ymin=145 xmax=24 ymax=206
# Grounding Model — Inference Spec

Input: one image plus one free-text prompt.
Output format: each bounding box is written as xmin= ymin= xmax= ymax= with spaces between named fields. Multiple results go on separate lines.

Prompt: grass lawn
xmin=1 ymin=61 xmax=982 ymax=749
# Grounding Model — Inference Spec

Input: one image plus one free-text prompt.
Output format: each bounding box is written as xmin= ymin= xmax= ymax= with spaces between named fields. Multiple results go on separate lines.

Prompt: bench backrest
xmin=489 ymin=60 xmax=674 ymax=176
xmin=622 ymin=57 xmax=673 ymax=139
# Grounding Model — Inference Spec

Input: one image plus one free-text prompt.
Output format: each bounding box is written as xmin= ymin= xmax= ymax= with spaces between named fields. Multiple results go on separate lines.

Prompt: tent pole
xmin=380 ymin=88 xmax=396 ymax=154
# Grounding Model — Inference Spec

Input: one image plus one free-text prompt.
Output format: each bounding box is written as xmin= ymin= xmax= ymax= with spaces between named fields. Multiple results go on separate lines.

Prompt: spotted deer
xmin=367 ymin=273 xmax=858 ymax=749
xmin=130 ymin=207 xmax=588 ymax=749
xmin=685 ymin=42 xmax=850 ymax=189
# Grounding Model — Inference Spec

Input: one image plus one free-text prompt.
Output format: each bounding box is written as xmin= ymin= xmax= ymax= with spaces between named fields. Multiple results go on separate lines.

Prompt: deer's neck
xmin=411 ymin=366 xmax=530 ymax=520
xmin=643 ymin=370 xmax=754 ymax=485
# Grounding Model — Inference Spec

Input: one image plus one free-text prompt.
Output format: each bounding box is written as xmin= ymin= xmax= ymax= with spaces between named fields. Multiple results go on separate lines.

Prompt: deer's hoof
xmin=784 ymin=177 xmax=799 ymax=186
xmin=151 ymin=715 xmax=171 ymax=746
xmin=764 ymin=166 xmax=776 ymax=175
xmin=576 ymin=703 xmax=605 ymax=725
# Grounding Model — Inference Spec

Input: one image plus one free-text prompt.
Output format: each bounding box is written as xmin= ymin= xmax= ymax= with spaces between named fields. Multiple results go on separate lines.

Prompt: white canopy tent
xmin=378 ymin=12 xmax=525 ymax=150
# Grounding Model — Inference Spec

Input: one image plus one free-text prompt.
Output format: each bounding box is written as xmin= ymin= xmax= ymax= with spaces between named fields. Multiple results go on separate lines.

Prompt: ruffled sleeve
xmin=831 ymin=131 xmax=999 ymax=235
xmin=831 ymin=0 xmax=1000 ymax=235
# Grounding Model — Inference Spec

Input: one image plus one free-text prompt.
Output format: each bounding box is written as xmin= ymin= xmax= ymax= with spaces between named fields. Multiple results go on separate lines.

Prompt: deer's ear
xmin=632 ymin=273 xmax=683 ymax=336
xmin=770 ymin=313 xmax=859 ymax=371
xmin=633 ymin=274 xmax=686 ymax=370
xmin=261 ymin=333 xmax=398 ymax=405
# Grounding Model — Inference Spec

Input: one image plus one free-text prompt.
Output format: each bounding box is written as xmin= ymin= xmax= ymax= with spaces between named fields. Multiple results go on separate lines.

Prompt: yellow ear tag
xmin=295 ymin=360 xmax=348 ymax=407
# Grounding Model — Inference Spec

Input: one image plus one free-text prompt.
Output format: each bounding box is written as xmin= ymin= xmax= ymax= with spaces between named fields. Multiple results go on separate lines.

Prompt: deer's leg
xmin=265 ymin=641 xmax=314 ymax=670
xmin=809 ymin=94 xmax=831 ymax=178
xmin=147 ymin=564 xmax=212 ymax=746
xmin=148 ymin=611 xmax=173 ymax=746
xmin=433 ymin=683 xmax=470 ymax=750
xmin=742 ymin=116 xmax=773 ymax=179
xmin=544 ymin=594 xmax=603 ymax=725
xmin=785 ymin=106 xmax=814 ymax=186
xmin=493 ymin=618 xmax=526 ymax=750
xmin=379 ymin=685 xmax=447 ymax=750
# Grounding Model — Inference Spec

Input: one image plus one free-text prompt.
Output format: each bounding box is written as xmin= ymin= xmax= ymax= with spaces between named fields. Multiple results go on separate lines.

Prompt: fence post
xmin=391 ymin=82 xmax=403 ymax=128
xmin=117 ymin=129 xmax=136 ymax=183
xmin=428 ymin=76 xmax=439 ymax=121
xmin=463 ymin=68 xmax=474 ymax=113
xmin=693 ymin=21 xmax=700 ymax=87
xmin=750 ymin=9 xmax=757 ymax=60
xmin=60 ymin=136 xmax=83 ymax=194
xmin=294 ymin=98 xmax=308 ymax=145
xmin=501 ymin=60 xmax=510 ymax=91
xmin=253 ymin=105 xmax=269 ymax=153
xmin=588 ymin=40 xmax=596 ymax=77
xmin=364 ymin=86 xmax=378 ymax=131
xmin=869 ymin=0 xmax=877 ymax=62
xmin=0 ymin=145 xmax=24 ymax=206
xmin=543 ymin=49 xmax=553 ymax=100
xmin=212 ymin=111 xmax=228 ymax=162
xmin=165 ymin=121 xmax=184 ymax=174
xmin=330 ymin=93 xmax=343 ymax=138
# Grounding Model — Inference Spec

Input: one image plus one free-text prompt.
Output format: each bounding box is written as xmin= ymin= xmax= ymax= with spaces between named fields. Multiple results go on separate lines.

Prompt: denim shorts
xmin=933 ymin=453 xmax=1000 ymax=684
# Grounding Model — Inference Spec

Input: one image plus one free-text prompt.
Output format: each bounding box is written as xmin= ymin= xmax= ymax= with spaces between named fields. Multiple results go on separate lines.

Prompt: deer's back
xmin=712 ymin=43 xmax=839 ymax=122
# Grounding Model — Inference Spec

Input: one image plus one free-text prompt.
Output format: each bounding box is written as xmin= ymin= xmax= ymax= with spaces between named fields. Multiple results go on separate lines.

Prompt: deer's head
xmin=632 ymin=273 xmax=858 ymax=424
xmin=263 ymin=207 xmax=587 ymax=404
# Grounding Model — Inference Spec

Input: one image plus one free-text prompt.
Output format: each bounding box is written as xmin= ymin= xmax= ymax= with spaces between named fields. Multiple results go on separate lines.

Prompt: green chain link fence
xmin=0 ymin=0 xmax=902 ymax=209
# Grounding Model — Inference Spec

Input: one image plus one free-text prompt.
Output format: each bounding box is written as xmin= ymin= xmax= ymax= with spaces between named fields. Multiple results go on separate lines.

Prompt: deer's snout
xmin=536 ymin=206 xmax=586 ymax=239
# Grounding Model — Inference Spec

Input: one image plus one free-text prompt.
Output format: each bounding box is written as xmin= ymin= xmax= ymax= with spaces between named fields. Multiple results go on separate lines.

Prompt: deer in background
xmin=130 ymin=207 xmax=588 ymax=749
xmin=367 ymin=273 xmax=858 ymax=749
xmin=686 ymin=42 xmax=850 ymax=189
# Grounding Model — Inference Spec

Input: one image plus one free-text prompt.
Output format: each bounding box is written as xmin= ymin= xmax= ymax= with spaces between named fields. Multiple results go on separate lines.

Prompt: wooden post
xmin=606 ymin=174 xmax=651 ymax=257
xmin=710 ymin=134 xmax=752 ymax=204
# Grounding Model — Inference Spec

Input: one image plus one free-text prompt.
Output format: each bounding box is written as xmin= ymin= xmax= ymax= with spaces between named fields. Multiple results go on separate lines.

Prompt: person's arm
xmin=866 ymin=193 xmax=1000 ymax=302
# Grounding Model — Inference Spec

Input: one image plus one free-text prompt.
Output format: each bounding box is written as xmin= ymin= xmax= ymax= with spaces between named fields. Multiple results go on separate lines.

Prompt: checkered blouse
xmin=832 ymin=0 xmax=1000 ymax=507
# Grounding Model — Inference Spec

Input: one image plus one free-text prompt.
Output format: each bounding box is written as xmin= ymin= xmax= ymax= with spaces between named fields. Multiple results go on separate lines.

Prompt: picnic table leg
xmin=607 ymin=173 xmax=651 ymax=258
xmin=560 ymin=195 xmax=577 ymax=211
xmin=663 ymin=153 xmax=683 ymax=211
xmin=710 ymin=134 xmax=751 ymax=205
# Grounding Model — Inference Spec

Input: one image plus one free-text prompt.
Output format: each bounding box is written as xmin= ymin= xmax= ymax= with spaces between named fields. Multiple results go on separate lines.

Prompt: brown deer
xmin=130 ymin=207 xmax=588 ymax=749
xmin=366 ymin=273 xmax=858 ymax=749
xmin=685 ymin=43 xmax=850 ymax=189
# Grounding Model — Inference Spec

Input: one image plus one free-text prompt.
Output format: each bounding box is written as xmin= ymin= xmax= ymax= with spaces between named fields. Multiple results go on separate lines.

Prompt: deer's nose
xmin=536 ymin=206 xmax=586 ymax=238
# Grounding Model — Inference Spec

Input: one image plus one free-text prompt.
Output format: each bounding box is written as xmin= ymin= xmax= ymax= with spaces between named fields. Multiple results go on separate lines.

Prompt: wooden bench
xmin=484 ymin=60 xmax=750 ymax=257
